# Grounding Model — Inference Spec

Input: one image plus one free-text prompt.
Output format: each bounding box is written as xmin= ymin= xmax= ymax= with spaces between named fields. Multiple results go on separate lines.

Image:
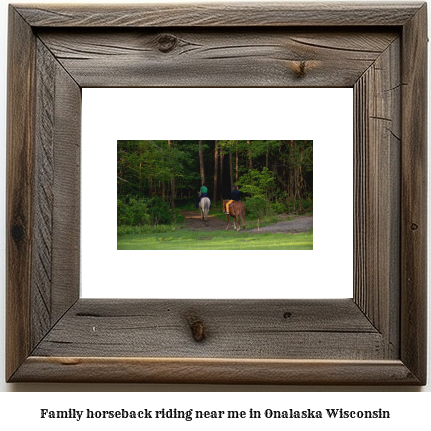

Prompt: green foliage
xmin=271 ymin=200 xmax=285 ymax=215
xmin=117 ymin=140 xmax=202 ymax=200
xmin=244 ymin=196 xmax=268 ymax=219
xmin=117 ymin=199 xmax=128 ymax=226
xmin=301 ymin=198 xmax=313 ymax=212
xmin=149 ymin=196 xmax=171 ymax=225
xmin=236 ymin=168 xmax=278 ymax=218
xmin=236 ymin=167 xmax=277 ymax=200
xmin=117 ymin=197 xmax=150 ymax=226
xmin=281 ymin=197 xmax=313 ymax=214
xmin=173 ymin=208 xmax=185 ymax=224
xmin=117 ymin=196 xmax=184 ymax=227
xmin=117 ymin=140 xmax=313 ymax=218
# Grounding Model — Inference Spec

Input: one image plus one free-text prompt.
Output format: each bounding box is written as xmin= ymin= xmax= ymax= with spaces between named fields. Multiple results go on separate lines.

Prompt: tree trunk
xmin=168 ymin=140 xmax=175 ymax=210
xmin=280 ymin=140 xmax=286 ymax=193
xmin=139 ymin=143 xmax=143 ymax=195
xmin=248 ymin=140 xmax=253 ymax=185
xmin=247 ymin=140 xmax=252 ymax=170
xmin=298 ymin=165 xmax=303 ymax=213
xmin=171 ymin=177 xmax=175 ymax=210
xmin=198 ymin=140 xmax=205 ymax=185
xmin=266 ymin=147 xmax=269 ymax=169
xmin=220 ymin=152 xmax=224 ymax=200
xmin=118 ymin=141 xmax=124 ymax=196
xmin=213 ymin=140 xmax=219 ymax=203
xmin=229 ymin=146 xmax=233 ymax=189
xmin=139 ymin=163 xmax=143 ymax=195
xmin=289 ymin=140 xmax=294 ymax=199
xmin=235 ymin=141 xmax=239 ymax=182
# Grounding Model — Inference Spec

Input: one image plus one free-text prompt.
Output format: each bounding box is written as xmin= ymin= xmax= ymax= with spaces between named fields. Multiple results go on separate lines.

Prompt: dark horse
xmin=222 ymin=200 xmax=246 ymax=231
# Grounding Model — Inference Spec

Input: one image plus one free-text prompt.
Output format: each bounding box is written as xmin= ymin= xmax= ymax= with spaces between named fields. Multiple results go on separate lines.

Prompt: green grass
xmin=117 ymin=228 xmax=313 ymax=250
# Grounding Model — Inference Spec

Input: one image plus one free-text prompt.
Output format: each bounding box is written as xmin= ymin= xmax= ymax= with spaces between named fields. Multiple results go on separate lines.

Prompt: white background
xmin=0 ymin=0 xmax=429 ymax=417
xmin=81 ymin=87 xmax=353 ymax=299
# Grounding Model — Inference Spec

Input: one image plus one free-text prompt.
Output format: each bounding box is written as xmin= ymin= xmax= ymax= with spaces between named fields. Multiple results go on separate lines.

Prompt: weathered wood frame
xmin=6 ymin=3 xmax=427 ymax=385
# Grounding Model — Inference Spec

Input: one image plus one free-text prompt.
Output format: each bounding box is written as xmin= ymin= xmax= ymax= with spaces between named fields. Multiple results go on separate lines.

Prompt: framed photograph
xmin=6 ymin=2 xmax=427 ymax=384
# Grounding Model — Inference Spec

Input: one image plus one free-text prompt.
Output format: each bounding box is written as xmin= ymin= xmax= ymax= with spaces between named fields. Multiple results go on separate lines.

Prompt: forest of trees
xmin=117 ymin=140 xmax=313 ymax=226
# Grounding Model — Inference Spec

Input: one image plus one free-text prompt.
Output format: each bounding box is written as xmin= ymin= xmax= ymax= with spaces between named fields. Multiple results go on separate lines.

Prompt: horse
xmin=222 ymin=199 xmax=246 ymax=231
xmin=199 ymin=197 xmax=211 ymax=221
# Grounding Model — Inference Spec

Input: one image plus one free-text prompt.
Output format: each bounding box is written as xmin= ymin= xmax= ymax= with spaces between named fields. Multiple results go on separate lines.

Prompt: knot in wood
xmin=294 ymin=61 xmax=307 ymax=78
xmin=410 ymin=223 xmax=418 ymax=231
xmin=186 ymin=314 xmax=206 ymax=342
xmin=157 ymin=34 xmax=178 ymax=53
xmin=11 ymin=222 xmax=25 ymax=246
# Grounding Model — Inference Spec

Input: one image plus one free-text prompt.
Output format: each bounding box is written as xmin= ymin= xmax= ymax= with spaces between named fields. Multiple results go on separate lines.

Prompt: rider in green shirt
xmin=196 ymin=183 xmax=209 ymax=208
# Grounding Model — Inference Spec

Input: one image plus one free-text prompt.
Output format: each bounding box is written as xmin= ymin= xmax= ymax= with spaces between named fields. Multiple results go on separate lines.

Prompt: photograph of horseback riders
xmin=117 ymin=140 xmax=313 ymax=250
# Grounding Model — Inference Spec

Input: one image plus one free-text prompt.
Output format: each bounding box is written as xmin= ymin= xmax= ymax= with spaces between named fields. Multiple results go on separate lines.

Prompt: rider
xmin=225 ymin=185 xmax=241 ymax=214
xmin=196 ymin=182 xmax=209 ymax=208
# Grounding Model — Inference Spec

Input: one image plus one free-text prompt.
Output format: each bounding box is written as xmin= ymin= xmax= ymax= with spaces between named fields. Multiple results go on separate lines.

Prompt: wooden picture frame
xmin=6 ymin=2 xmax=427 ymax=385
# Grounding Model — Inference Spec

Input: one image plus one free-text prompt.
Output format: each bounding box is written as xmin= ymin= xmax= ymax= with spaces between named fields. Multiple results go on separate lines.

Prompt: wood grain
xmin=6 ymin=7 xmax=36 ymax=381
xmin=15 ymin=2 xmax=423 ymax=27
xmin=32 ymin=299 xmax=384 ymax=360
xmin=37 ymin=29 xmax=398 ymax=88
xmin=32 ymin=40 xmax=56 ymax=347
xmin=12 ymin=357 xmax=420 ymax=385
xmin=400 ymin=3 xmax=428 ymax=384
xmin=31 ymin=39 xmax=81 ymax=347
xmin=353 ymin=38 xmax=401 ymax=358
xmin=50 ymin=51 xmax=81 ymax=324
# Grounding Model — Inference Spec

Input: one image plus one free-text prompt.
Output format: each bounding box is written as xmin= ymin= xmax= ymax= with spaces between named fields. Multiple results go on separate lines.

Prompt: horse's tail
xmin=203 ymin=198 xmax=210 ymax=219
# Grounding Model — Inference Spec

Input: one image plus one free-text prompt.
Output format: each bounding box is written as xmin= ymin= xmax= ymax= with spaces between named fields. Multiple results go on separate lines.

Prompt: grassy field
xmin=117 ymin=228 xmax=313 ymax=250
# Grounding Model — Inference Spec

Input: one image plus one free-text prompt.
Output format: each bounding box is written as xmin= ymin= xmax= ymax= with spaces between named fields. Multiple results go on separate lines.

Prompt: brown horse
xmin=222 ymin=200 xmax=246 ymax=231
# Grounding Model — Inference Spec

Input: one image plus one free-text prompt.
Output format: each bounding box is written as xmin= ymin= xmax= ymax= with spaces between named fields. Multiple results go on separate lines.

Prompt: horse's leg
xmin=240 ymin=210 xmax=245 ymax=229
xmin=236 ymin=214 xmax=240 ymax=231
xmin=225 ymin=215 xmax=229 ymax=230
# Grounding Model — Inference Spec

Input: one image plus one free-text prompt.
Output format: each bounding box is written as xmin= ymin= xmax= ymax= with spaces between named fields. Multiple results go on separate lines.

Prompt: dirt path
xmin=180 ymin=211 xmax=227 ymax=231
xmin=248 ymin=216 xmax=313 ymax=233
xmin=180 ymin=211 xmax=312 ymax=234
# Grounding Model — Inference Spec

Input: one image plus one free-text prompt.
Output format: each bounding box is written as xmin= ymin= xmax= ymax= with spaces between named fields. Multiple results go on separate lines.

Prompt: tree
xmin=235 ymin=141 xmax=239 ymax=182
xmin=168 ymin=140 xmax=175 ymax=210
xmin=198 ymin=140 xmax=205 ymax=185
xmin=117 ymin=139 xmax=313 ymax=225
xmin=213 ymin=140 xmax=219 ymax=202
xmin=229 ymin=146 xmax=233 ymax=190
xmin=219 ymin=150 xmax=224 ymax=200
